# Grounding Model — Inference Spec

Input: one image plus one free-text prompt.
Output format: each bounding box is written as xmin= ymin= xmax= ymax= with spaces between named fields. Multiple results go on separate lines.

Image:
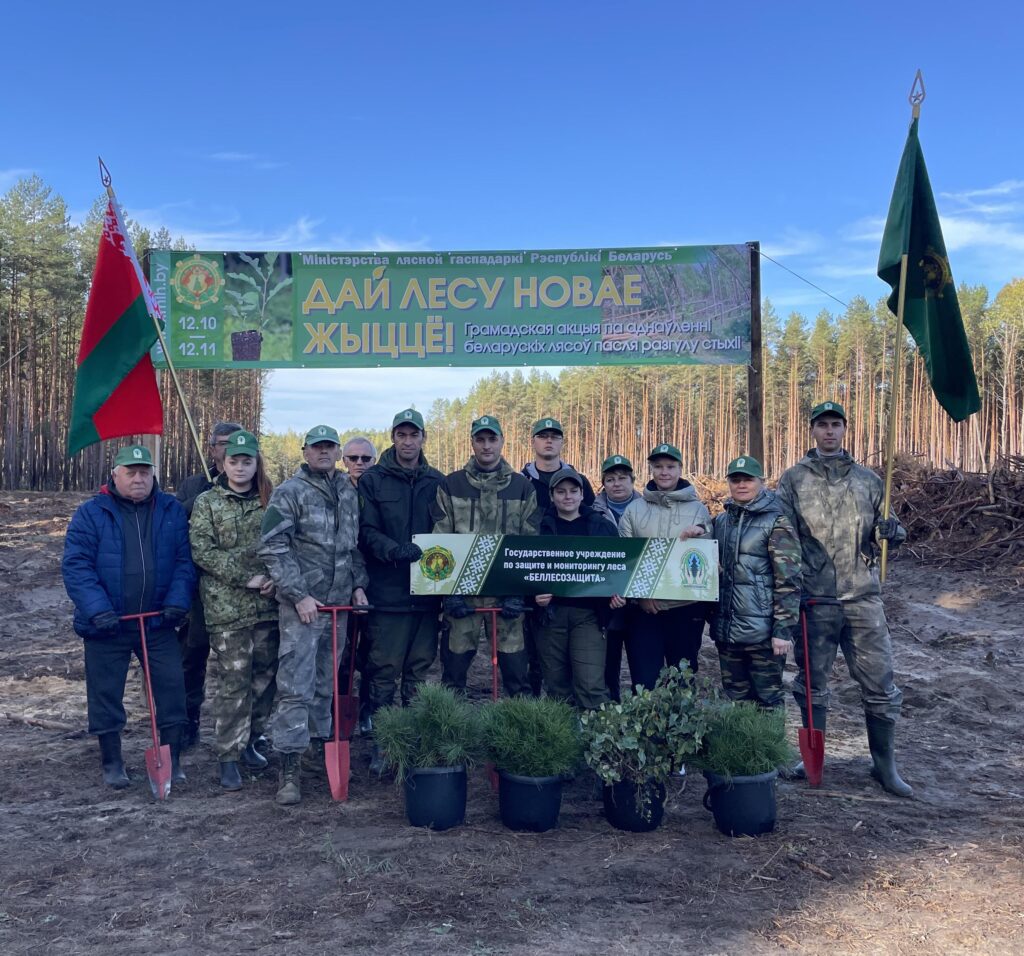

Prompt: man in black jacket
xmin=359 ymin=409 xmax=444 ymax=771
xmin=175 ymin=420 xmax=243 ymax=748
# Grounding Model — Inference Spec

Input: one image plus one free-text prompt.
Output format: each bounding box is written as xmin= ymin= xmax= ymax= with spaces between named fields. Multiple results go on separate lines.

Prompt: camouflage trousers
xmin=716 ymin=641 xmax=785 ymax=709
xmin=536 ymin=604 xmax=609 ymax=711
xmin=445 ymin=596 xmax=524 ymax=654
xmin=207 ymin=620 xmax=280 ymax=759
xmin=793 ymin=595 xmax=903 ymax=720
xmin=269 ymin=604 xmax=347 ymax=754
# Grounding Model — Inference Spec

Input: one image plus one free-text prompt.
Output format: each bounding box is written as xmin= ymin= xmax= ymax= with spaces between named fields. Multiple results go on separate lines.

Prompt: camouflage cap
xmin=601 ymin=454 xmax=634 ymax=474
xmin=725 ymin=455 xmax=764 ymax=479
xmin=810 ymin=400 xmax=847 ymax=423
xmin=549 ymin=465 xmax=584 ymax=491
xmin=113 ymin=445 xmax=153 ymax=467
xmin=392 ymin=408 xmax=425 ymax=431
xmin=531 ymin=417 xmax=564 ymax=437
xmin=471 ymin=415 xmax=503 ymax=437
xmin=303 ymin=424 xmax=341 ymax=446
xmin=647 ymin=442 xmax=683 ymax=463
xmin=224 ymin=429 xmax=259 ymax=457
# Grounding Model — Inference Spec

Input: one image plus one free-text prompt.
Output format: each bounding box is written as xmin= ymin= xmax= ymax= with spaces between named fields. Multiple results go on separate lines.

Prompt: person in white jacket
xmin=613 ymin=443 xmax=712 ymax=690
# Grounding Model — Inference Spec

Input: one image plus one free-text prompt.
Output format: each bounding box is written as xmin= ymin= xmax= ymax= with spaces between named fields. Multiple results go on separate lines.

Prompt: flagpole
xmin=880 ymin=71 xmax=926 ymax=583
xmin=98 ymin=159 xmax=212 ymax=484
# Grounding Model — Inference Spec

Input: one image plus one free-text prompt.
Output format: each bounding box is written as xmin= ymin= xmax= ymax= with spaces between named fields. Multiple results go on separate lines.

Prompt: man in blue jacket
xmin=62 ymin=445 xmax=196 ymax=790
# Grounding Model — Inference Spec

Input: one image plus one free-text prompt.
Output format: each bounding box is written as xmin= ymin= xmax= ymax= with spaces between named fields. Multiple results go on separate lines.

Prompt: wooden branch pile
xmin=888 ymin=456 xmax=1024 ymax=576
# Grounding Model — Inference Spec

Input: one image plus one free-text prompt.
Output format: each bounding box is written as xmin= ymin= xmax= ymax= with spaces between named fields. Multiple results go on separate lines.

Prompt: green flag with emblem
xmin=877 ymin=118 xmax=980 ymax=423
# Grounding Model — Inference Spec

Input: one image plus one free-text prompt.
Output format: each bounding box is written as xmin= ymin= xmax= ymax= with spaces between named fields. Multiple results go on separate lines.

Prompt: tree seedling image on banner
xmin=410 ymin=535 xmax=719 ymax=603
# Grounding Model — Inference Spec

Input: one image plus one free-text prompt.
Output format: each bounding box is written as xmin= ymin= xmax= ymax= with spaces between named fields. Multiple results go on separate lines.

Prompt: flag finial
xmin=908 ymin=70 xmax=926 ymax=120
xmin=98 ymin=157 xmax=112 ymax=188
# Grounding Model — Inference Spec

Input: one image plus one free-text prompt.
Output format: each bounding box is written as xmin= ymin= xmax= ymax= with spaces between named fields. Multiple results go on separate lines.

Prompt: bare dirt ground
xmin=0 ymin=490 xmax=1021 ymax=956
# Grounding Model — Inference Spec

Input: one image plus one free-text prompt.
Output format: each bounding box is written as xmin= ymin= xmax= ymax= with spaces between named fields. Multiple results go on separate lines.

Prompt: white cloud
xmin=324 ymin=232 xmax=432 ymax=252
xmin=207 ymin=151 xmax=285 ymax=171
xmin=0 ymin=167 xmax=33 ymax=189
xmin=761 ymin=228 xmax=825 ymax=259
xmin=941 ymin=179 xmax=1024 ymax=202
xmin=940 ymin=215 xmax=1024 ymax=254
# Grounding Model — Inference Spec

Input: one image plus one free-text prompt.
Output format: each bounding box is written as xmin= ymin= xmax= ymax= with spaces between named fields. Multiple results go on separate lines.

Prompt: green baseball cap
xmin=531 ymin=417 xmax=564 ymax=437
xmin=810 ymin=401 xmax=847 ymax=423
xmin=648 ymin=442 xmax=683 ymax=463
xmin=224 ymin=429 xmax=259 ymax=456
xmin=392 ymin=408 xmax=425 ymax=431
xmin=601 ymin=454 xmax=634 ymax=474
xmin=725 ymin=455 xmax=764 ymax=479
xmin=471 ymin=415 xmax=503 ymax=436
xmin=303 ymin=424 xmax=341 ymax=446
xmin=113 ymin=445 xmax=153 ymax=467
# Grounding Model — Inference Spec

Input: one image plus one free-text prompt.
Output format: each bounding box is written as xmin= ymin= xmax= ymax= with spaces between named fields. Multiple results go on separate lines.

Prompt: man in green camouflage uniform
xmin=431 ymin=416 xmax=539 ymax=696
xmin=189 ymin=430 xmax=279 ymax=790
xmin=776 ymin=402 xmax=912 ymax=797
xmin=710 ymin=456 xmax=800 ymax=709
xmin=259 ymin=425 xmax=369 ymax=805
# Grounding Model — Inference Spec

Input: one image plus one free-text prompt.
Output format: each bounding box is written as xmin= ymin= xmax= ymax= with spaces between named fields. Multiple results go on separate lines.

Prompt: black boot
xmin=441 ymin=650 xmax=475 ymax=693
xmin=368 ymin=742 xmax=385 ymax=775
xmin=784 ymin=704 xmax=827 ymax=780
xmin=865 ymin=714 xmax=914 ymax=797
xmin=276 ymin=752 xmax=302 ymax=806
xmin=498 ymin=650 xmax=531 ymax=697
xmin=160 ymin=726 xmax=188 ymax=785
xmin=219 ymin=760 xmax=243 ymax=791
xmin=241 ymin=739 xmax=268 ymax=771
xmin=98 ymin=732 xmax=130 ymax=789
xmin=181 ymin=711 xmax=200 ymax=751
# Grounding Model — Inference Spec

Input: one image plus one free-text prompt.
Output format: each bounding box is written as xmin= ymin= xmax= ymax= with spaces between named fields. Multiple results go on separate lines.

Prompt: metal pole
xmin=746 ymin=241 xmax=764 ymax=463
xmin=880 ymin=253 xmax=908 ymax=582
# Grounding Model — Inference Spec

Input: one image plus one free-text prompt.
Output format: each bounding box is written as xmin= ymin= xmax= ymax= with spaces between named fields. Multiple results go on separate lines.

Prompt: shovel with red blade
xmin=318 ymin=604 xmax=371 ymax=801
xmin=477 ymin=606 xmax=502 ymax=792
xmin=798 ymin=608 xmax=825 ymax=787
xmin=122 ymin=611 xmax=172 ymax=800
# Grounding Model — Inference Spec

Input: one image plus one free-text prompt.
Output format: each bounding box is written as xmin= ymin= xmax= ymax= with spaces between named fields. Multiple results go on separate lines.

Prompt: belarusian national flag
xmin=68 ymin=200 xmax=163 ymax=455
xmin=877 ymin=117 xmax=981 ymax=423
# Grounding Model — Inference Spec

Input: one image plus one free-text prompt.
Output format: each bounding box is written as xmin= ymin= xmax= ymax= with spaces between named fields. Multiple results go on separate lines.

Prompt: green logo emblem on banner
xmin=681 ymin=548 xmax=709 ymax=587
xmin=171 ymin=254 xmax=225 ymax=310
xmin=420 ymin=545 xmax=456 ymax=582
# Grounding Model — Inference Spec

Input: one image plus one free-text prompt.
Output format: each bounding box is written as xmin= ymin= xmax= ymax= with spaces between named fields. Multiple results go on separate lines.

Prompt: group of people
xmin=61 ymin=399 xmax=913 ymax=806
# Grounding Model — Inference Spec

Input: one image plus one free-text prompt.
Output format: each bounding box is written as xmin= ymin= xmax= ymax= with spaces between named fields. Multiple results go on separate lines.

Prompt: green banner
xmin=147 ymin=245 xmax=752 ymax=369
xmin=410 ymin=534 xmax=719 ymax=602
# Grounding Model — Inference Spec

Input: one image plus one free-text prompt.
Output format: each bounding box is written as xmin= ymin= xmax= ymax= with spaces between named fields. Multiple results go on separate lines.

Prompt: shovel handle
xmin=476 ymin=608 xmax=501 ymax=702
xmin=121 ymin=613 xmax=163 ymax=761
xmin=800 ymin=609 xmax=815 ymax=734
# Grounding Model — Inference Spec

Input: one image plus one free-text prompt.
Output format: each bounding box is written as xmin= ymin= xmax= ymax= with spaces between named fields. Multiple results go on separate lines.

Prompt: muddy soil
xmin=0 ymin=491 xmax=1021 ymax=955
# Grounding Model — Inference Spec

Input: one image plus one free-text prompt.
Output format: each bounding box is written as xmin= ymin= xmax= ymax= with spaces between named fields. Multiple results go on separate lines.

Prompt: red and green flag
xmin=877 ymin=117 xmax=981 ymax=423
xmin=68 ymin=200 xmax=163 ymax=455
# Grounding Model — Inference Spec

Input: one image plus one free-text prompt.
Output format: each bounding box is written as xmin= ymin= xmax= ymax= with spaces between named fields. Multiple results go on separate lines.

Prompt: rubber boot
xmin=368 ymin=742 xmax=385 ymax=775
xmin=98 ymin=732 xmax=130 ymax=789
xmin=241 ymin=739 xmax=268 ymax=771
xmin=441 ymin=650 xmax=474 ymax=694
xmin=276 ymin=752 xmax=302 ymax=806
xmin=784 ymin=704 xmax=827 ymax=780
xmin=498 ymin=649 xmax=531 ymax=698
xmin=160 ymin=726 xmax=188 ymax=785
xmin=865 ymin=714 xmax=914 ymax=798
xmin=181 ymin=710 xmax=200 ymax=751
xmin=219 ymin=760 xmax=243 ymax=791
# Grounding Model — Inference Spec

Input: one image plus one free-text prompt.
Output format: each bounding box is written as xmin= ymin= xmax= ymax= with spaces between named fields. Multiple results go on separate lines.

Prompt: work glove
xmin=499 ymin=596 xmax=527 ymax=620
xmin=391 ymin=542 xmax=423 ymax=563
xmin=161 ymin=606 xmax=188 ymax=627
xmin=875 ymin=517 xmax=900 ymax=542
xmin=444 ymin=595 xmax=475 ymax=620
xmin=91 ymin=610 xmax=120 ymax=634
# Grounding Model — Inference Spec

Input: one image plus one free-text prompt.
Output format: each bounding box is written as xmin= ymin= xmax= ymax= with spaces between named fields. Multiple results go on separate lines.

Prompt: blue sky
xmin=3 ymin=1 xmax=1022 ymax=432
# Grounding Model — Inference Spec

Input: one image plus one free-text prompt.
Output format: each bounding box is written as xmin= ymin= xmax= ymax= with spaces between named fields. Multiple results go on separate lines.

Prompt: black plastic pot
xmin=602 ymin=778 xmax=666 ymax=832
xmin=498 ymin=770 xmax=563 ymax=832
xmin=404 ymin=766 xmax=466 ymax=830
xmin=702 ymin=769 xmax=778 ymax=837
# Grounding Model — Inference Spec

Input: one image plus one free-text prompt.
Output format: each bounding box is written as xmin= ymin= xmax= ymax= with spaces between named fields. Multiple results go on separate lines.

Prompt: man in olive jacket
xmin=431 ymin=415 xmax=539 ymax=696
xmin=359 ymin=409 xmax=444 ymax=771
xmin=776 ymin=402 xmax=911 ymax=797
xmin=259 ymin=425 xmax=369 ymax=805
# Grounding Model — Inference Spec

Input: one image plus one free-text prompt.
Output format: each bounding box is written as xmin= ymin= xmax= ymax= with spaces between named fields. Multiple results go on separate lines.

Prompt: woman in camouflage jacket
xmin=189 ymin=430 xmax=279 ymax=791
